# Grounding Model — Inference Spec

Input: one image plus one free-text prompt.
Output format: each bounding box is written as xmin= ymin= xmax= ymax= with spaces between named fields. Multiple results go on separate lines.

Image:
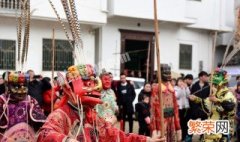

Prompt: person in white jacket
xmin=174 ymin=77 xmax=190 ymax=142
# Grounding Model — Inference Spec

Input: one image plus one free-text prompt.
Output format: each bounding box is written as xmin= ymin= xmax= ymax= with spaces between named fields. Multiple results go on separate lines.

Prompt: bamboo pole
xmin=153 ymin=0 xmax=164 ymax=137
xmin=51 ymin=28 xmax=55 ymax=112
xmin=146 ymin=42 xmax=151 ymax=82
xmin=209 ymin=31 xmax=217 ymax=96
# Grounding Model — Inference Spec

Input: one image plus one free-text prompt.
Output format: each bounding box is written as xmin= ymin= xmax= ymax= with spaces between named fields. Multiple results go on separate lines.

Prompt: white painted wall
xmin=186 ymin=0 xmax=232 ymax=31
xmin=235 ymin=0 xmax=240 ymax=9
xmin=31 ymin=0 xmax=107 ymax=24
xmin=108 ymin=0 xmax=194 ymax=24
xmin=109 ymin=0 xmax=233 ymax=31
xmin=100 ymin=17 xmax=212 ymax=78
xmin=0 ymin=17 xmax=95 ymax=77
xmin=0 ymin=0 xmax=107 ymax=25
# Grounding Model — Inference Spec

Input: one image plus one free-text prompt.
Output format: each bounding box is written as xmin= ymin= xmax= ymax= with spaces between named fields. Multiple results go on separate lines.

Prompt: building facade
xmin=0 ymin=0 xmax=235 ymax=78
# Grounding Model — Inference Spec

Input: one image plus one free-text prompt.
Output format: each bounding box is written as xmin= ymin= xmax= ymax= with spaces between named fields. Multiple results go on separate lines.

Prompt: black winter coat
xmin=117 ymin=83 xmax=136 ymax=114
xmin=189 ymin=81 xmax=210 ymax=119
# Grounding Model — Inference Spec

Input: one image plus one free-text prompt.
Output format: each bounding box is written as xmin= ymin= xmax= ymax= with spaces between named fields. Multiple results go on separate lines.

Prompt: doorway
xmin=120 ymin=30 xmax=155 ymax=82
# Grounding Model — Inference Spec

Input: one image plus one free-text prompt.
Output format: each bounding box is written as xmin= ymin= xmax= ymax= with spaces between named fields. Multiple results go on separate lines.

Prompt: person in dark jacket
xmin=27 ymin=70 xmax=44 ymax=106
xmin=135 ymin=94 xmax=151 ymax=136
xmin=117 ymin=73 xmax=136 ymax=133
xmin=0 ymin=74 xmax=6 ymax=95
xmin=184 ymin=74 xmax=194 ymax=89
xmin=138 ymin=83 xmax=151 ymax=102
xmin=186 ymin=71 xmax=210 ymax=142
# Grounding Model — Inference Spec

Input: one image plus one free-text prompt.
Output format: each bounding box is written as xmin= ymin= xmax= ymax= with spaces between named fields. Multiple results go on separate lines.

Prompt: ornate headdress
xmin=59 ymin=64 xmax=102 ymax=107
xmin=68 ymin=64 xmax=97 ymax=80
xmin=4 ymin=71 xmax=30 ymax=95
xmin=211 ymin=68 xmax=229 ymax=86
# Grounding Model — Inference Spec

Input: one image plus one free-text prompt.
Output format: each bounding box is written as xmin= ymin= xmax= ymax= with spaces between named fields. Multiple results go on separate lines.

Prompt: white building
xmin=216 ymin=0 xmax=240 ymax=69
xmin=0 ymin=0 xmax=235 ymax=80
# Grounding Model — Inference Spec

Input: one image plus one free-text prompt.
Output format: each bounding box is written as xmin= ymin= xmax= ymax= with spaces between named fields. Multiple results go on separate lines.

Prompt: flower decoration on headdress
xmin=4 ymin=71 xmax=30 ymax=85
xmin=5 ymin=71 xmax=29 ymax=95
xmin=74 ymin=64 xmax=97 ymax=80
xmin=68 ymin=65 xmax=80 ymax=79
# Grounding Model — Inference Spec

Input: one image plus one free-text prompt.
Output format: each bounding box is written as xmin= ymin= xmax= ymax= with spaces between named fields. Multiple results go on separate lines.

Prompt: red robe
xmin=42 ymin=86 xmax=59 ymax=114
xmin=150 ymin=83 xmax=181 ymax=142
xmin=37 ymin=104 xmax=147 ymax=142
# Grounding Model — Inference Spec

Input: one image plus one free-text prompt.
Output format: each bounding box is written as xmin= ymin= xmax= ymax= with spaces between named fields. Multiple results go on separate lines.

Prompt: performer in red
xmin=37 ymin=64 xmax=166 ymax=142
xmin=41 ymin=77 xmax=61 ymax=116
xmin=150 ymin=64 xmax=181 ymax=142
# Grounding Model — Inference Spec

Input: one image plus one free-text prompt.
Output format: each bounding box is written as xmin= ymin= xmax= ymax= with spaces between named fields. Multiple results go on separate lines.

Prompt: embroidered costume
xmin=0 ymin=72 xmax=46 ymax=142
xmin=37 ymin=64 xmax=151 ymax=142
xmin=96 ymin=70 xmax=118 ymax=125
xmin=150 ymin=64 xmax=181 ymax=142
xmin=191 ymin=69 xmax=236 ymax=142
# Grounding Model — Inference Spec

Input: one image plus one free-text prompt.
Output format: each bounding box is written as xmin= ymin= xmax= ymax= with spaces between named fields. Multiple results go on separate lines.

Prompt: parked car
xmin=223 ymin=66 xmax=240 ymax=87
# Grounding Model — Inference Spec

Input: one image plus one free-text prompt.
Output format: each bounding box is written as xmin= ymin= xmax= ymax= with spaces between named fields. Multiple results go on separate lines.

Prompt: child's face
xmin=177 ymin=80 xmax=184 ymax=87
xmin=143 ymin=97 xmax=150 ymax=104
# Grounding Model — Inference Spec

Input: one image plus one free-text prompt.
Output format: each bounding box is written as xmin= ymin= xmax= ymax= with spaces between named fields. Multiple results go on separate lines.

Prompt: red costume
xmin=150 ymin=64 xmax=181 ymax=142
xmin=37 ymin=64 xmax=148 ymax=142
xmin=151 ymin=83 xmax=181 ymax=141
xmin=42 ymin=86 xmax=60 ymax=114
xmin=37 ymin=103 xmax=146 ymax=142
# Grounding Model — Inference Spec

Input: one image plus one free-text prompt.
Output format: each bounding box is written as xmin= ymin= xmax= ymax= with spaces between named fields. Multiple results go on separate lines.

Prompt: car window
xmin=228 ymin=76 xmax=237 ymax=87
xmin=133 ymin=81 xmax=144 ymax=89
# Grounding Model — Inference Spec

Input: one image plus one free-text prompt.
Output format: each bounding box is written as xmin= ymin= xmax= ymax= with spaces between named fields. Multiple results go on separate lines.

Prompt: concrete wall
xmin=108 ymin=0 xmax=194 ymax=23
xmin=108 ymin=0 xmax=233 ymax=31
xmin=0 ymin=17 xmax=95 ymax=77
xmin=100 ymin=17 xmax=212 ymax=78
xmin=186 ymin=0 xmax=233 ymax=31
xmin=0 ymin=0 xmax=107 ymax=25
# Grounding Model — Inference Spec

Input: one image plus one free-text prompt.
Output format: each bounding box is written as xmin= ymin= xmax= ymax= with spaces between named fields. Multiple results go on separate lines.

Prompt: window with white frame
xmin=0 ymin=39 xmax=16 ymax=70
xmin=42 ymin=39 xmax=74 ymax=71
xmin=179 ymin=44 xmax=192 ymax=70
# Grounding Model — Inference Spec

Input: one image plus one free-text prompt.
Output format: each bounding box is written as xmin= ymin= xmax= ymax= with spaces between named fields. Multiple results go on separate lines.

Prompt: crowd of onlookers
xmin=112 ymin=71 xmax=240 ymax=142
xmin=0 ymin=69 xmax=240 ymax=142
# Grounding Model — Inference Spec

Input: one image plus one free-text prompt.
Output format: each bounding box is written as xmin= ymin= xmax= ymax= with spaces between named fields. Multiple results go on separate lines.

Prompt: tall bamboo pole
xmin=210 ymin=31 xmax=217 ymax=97
xmin=153 ymin=0 xmax=164 ymax=137
xmin=146 ymin=42 xmax=151 ymax=82
xmin=51 ymin=28 xmax=55 ymax=112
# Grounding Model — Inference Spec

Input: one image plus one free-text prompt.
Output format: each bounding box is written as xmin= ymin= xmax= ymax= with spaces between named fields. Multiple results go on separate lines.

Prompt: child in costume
xmin=0 ymin=71 xmax=46 ymax=142
xmin=37 ymin=64 xmax=166 ymax=142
